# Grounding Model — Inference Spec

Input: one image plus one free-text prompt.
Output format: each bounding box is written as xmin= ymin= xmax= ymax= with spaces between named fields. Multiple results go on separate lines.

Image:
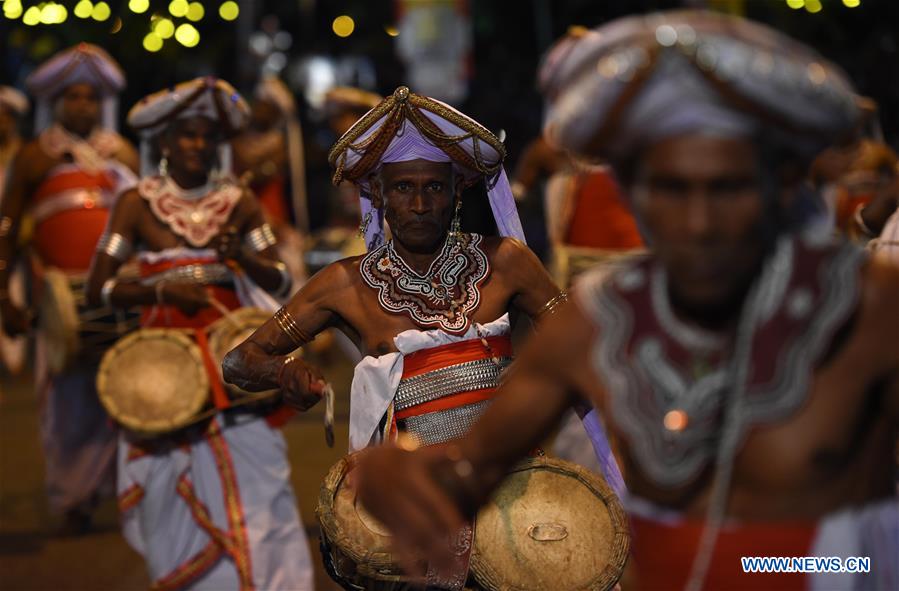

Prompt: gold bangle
xmin=536 ymin=291 xmax=569 ymax=318
xmin=274 ymin=307 xmax=311 ymax=347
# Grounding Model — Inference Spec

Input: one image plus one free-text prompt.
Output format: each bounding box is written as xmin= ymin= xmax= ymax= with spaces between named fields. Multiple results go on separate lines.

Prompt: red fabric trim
xmin=117 ymin=484 xmax=144 ymax=513
xmin=401 ymin=336 xmax=512 ymax=378
xmin=195 ymin=329 xmax=231 ymax=411
xmin=150 ymin=540 xmax=223 ymax=591
xmin=126 ymin=444 xmax=150 ymax=462
xmin=205 ymin=420 xmax=255 ymax=590
xmin=629 ymin=513 xmax=817 ymax=591
xmin=395 ymin=388 xmax=496 ymax=420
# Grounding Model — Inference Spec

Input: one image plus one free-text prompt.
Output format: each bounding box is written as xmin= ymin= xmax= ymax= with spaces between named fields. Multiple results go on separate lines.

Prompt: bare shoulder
xmin=481 ymin=235 xmax=540 ymax=268
xmin=298 ymin=255 xmax=366 ymax=303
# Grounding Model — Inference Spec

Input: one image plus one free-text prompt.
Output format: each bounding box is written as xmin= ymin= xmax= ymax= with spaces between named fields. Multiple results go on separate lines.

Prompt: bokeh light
xmin=175 ymin=23 xmax=200 ymax=47
xmin=143 ymin=32 xmax=163 ymax=52
xmin=92 ymin=1 xmax=111 ymax=21
xmin=219 ymin=1 xmax=239 ymax=21
xmin=332 ymin=15 xmax=354 ymax=38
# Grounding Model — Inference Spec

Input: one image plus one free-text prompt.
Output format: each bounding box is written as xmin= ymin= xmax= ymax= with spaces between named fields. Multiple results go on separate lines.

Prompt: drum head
xmin=97 ymin=328 xmax=208 ymax=434
xmin=471 ymin=456 xmax=629 ymax=591
xmin=207 ymin=307 xmax=279 ymax=398
xmin=39 ymin=268 xmax=80 ymax=374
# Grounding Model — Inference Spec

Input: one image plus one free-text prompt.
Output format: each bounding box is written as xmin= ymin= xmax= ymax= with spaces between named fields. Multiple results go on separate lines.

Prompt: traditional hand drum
xmin=97 ymin=328 xmax=208 ymax=435
xmin=207 ymin=307 xmax=278 ymax=398
xmin=39 ymin=268 xmax=80 ymax=374
xmin=317 ymin=454 xmax=630 ymax=591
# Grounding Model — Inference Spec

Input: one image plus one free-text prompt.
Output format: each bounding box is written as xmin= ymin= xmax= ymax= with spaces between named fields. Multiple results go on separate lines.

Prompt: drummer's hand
xmin=161 ymin=283 xmax=210 ymax=317
xmin=279 ymin=356 xmax=326 ymax=411
xmin=350 ymin=444 xmax=467 ymax=577
xmin=210 ymin=226 xmax=244 ymax=264
xmin=0 ymin=300 xmax=30 ymax=336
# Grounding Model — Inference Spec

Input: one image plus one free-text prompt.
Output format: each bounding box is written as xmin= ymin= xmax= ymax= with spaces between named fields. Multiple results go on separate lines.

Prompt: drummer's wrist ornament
xmin=97 ymin=232 xmax=133 ymax=262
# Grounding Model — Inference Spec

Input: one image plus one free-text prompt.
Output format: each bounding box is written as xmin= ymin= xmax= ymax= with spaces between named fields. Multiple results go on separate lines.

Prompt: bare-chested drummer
xmin=224 ymin=86 xmax=561 ymax=454
xmin=352 ymin=12 xmax=899 ymax=591
xmin=86 ymin=77 xmax=312 ymax=590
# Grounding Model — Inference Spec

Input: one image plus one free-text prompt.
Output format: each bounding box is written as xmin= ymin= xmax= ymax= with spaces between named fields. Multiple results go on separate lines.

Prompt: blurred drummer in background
xmin=353 ymin=11 xmax=899 ymax=591
xmin=86 ymin=76 xmax=313 ymax=590
xmin=0 ymin=44 xmax=139 ymax=534
xmin=232 ymin=75 xmax=309 ymax=294
xmin=0 ymin=85 xmax=29 ymax=378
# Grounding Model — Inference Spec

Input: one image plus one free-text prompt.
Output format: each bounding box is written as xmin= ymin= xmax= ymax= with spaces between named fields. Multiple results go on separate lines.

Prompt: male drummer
xmin=352 ymin=12 xmax=899 ymax=591
xmin=224 ymin=85 xmax=561 ymax=446
xmin=0 ymin=44 xmax=138 ymax=532
xmin=85 ymin=77 xmax=312 ymax=590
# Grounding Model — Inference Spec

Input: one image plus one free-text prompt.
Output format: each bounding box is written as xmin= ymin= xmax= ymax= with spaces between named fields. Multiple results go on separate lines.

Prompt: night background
xmin=3 ymin=0 xmax=898 ymax=166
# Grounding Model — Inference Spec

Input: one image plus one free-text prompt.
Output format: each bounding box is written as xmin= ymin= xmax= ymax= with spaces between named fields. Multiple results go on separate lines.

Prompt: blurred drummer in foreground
xmin=353 ymin=11 xmax=899 ymax=591
xmin=86 ymin=77 xmax=313 ymax=589
xmin=0 ymin=43 xmax=138 ymax=533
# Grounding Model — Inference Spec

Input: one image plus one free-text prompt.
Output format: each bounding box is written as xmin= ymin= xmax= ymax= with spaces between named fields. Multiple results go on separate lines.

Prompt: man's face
xmin=160 ymin=116 xmax=221 ymax=178
xmin=375 ymin=159 xmax=458 ymax=254
xmin=54 ymin=83 xmax=100 ymax=136
xmin=632 ymin=134 xmax=769 ymax=313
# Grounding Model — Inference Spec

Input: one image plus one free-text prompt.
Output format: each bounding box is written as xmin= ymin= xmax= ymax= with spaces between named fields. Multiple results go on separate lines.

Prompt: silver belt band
xmin=140 ymin=262 xmax=232 ymax=286
xmin=394 ymin=356 xmax=511 ymax=412
xmin=30 ymin=189 xmax=113 ymax=225
xmin=399 ymin=400 xmax=493 ymax=446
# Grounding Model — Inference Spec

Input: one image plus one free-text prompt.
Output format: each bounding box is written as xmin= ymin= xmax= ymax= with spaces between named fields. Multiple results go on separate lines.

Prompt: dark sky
xmin=2 ymin=0 xmax=897 ymax=158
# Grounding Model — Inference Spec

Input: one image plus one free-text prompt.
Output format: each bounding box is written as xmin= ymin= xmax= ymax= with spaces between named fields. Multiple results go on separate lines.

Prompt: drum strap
xmin=195 ymin=329 xmax=232 ymax=410
xmin=425 ymin=521 xmax=475 ymax=590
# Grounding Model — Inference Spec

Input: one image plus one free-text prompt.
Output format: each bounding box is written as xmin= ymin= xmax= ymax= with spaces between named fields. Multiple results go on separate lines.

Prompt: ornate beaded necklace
xmin=360 ymin=233 xmax=490 ymax=334
xmin=139 ymin=175 xmax=242 ymax=247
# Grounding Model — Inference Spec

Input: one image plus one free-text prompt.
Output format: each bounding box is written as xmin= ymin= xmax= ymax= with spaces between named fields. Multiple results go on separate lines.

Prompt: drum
xmin=39 ymin=268 xmax=80 ymax=374
xmin=317 ymin=454 xmax=629 ymax=591
xmin=207 ymin=307 xmax=278 ymax=398
xmin=97 ymin=328 xmax=208 ymax=435
xmin=38 ymin=268 xmax=139 ymax=373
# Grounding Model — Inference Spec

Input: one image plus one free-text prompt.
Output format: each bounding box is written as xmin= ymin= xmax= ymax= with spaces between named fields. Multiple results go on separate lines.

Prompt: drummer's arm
xmin=86 ymin=190 xmax=157 ymax=309
xmin=0 ymin=149 xmax=31 ymax=292
xmin=495 ymin=237 xmax=564 ymax=325
xmin=222 ymin=260 xmax=346 ymax=392
xmin=0 ymin=144 xmax=40 ymax=334
xmin=226 ymin=192 xmax=290 ymax=294
xmin=452 ymin=300 xmax=591 ymax=504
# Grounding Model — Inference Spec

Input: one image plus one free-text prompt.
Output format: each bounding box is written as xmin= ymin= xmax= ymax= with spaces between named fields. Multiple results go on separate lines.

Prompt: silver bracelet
xmin=244 ymin=224 xmax=277 ymax=253
xmin=96 ymin=232 xmax=133 ymax=262
xmin=100 ymin=278 xmax=118 ymax=308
